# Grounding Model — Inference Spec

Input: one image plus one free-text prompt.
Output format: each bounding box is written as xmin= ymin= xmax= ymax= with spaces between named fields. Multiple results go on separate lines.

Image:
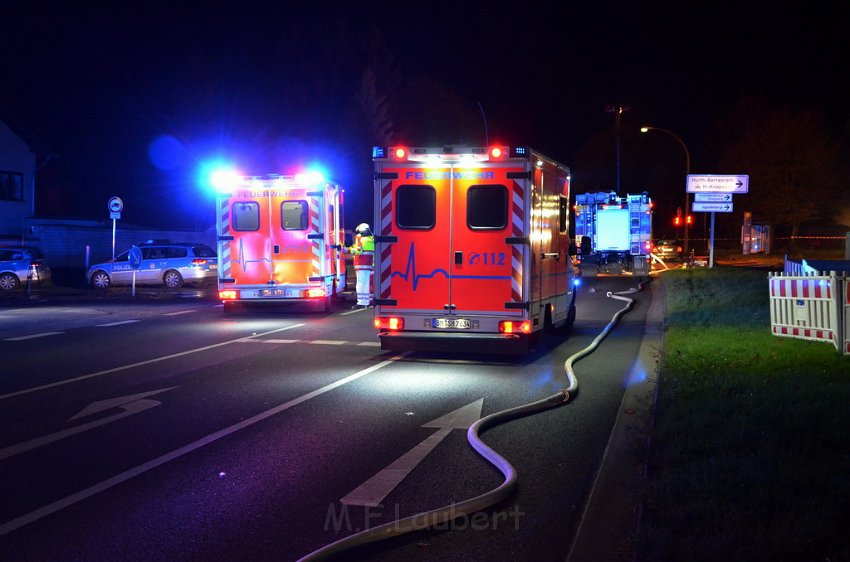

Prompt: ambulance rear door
xmin=271 ymin=187 xmax=315 ymax=286
xmin=227 ymin=189 xmax=275 ymax=287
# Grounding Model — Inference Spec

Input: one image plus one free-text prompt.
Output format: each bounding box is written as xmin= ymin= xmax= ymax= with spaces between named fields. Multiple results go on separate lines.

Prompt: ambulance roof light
xmin=208 ymin=167 xmax=240 ymax=193
xmin=489 ymin=147 xmax=503 ymax=159
xmin=394 ymin=147 xmax=407 ymax=159
xmin=295 ymin=170 xmax=325 ymax=185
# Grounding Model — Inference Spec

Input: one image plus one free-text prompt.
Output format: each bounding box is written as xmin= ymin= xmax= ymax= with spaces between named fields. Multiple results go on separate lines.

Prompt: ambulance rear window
xmin=467 ymin=185 xmax=507 ymax=230
xmin=232 ymin=202 xmax=260 ymax=231
xmin=282 ymin=200 xmax=309 ymax=230
xmin=396 ymin=184 xmax=435 ymax=230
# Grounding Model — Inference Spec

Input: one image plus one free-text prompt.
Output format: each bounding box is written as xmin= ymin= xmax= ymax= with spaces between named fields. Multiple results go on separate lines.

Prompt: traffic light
xmin=673 ymin=216 xmax=682 ymax=226
xmin=686 ymin=215 xmax=693 ymax=226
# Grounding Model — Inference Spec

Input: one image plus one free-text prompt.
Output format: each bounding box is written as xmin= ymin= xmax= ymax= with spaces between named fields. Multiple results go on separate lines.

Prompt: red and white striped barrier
xmin=768 ymin=272 xmax=847 ymax=353
xmin=844 ymin=278 xmax=850 ymax=354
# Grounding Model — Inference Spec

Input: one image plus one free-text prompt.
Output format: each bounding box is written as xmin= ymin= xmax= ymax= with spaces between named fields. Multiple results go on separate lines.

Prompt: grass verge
xmin=637 ymin=267 xmax=850 ymax=561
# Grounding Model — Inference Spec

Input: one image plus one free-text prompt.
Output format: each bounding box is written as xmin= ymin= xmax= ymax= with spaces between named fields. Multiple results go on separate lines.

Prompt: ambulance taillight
xmin=375 ymin=316 xmax=404 ymax=331
xmin=499 ymin=320 xmax=531 ymax=335
xmin=306 ymin=288 xmax=326 ymax=298
xmin=219 ymin=290 xmax=238 ymax=301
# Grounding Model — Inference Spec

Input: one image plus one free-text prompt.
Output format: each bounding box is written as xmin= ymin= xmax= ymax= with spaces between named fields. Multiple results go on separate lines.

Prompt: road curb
xmin=566 ymin=278 xmax=664 ymax=562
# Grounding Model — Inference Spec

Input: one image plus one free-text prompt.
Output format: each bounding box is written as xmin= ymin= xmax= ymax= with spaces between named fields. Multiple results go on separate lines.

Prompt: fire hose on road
xmin=298 ymin=282 xmax=645 ymax=561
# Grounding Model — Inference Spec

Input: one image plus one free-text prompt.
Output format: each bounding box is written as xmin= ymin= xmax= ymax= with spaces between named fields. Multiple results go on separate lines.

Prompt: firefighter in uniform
xmin=342 ymin=223 xmax=375 ymax=308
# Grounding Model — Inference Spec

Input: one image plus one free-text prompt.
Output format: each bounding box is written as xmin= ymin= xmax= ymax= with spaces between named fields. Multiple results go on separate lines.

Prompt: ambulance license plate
xmin=257 ymin=289 xmax=286 ymax=297
xmin=433 ymin=318 xmax=470 ymax=329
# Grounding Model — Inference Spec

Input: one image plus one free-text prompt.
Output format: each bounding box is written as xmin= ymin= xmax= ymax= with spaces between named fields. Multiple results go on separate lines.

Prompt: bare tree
xmin=717 ymin=96 xmax=842 ymax=237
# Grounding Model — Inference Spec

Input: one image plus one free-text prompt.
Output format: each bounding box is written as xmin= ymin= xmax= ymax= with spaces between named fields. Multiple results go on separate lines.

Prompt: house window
xmin=0 ymin=171 xmax=23 ymax=201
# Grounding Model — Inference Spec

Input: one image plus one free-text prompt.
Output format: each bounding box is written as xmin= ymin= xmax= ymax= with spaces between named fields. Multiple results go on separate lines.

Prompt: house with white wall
xmin=0 ymin=107 xmax=54 ymax=242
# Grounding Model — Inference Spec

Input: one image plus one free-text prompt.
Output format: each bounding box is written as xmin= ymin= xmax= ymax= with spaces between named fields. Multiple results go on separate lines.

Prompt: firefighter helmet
xmin=355 ymin=223 xmax=371 ymax=234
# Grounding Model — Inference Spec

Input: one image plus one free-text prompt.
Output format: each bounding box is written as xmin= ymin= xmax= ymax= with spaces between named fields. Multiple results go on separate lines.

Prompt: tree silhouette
xmin=715 ymin=95 xmax=842 ymax=239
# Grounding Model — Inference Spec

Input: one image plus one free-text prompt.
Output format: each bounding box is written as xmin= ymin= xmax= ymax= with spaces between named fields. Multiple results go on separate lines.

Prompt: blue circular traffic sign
xmin=108 ymin=196 xmax=124 ymax=213
xmin=129 ymin=245 xmax=142 ymax=270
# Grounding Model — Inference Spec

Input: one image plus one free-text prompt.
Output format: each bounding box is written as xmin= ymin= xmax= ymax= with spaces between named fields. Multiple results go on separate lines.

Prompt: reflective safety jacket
xmin=348 ymin=234 xmax=375 ymax=267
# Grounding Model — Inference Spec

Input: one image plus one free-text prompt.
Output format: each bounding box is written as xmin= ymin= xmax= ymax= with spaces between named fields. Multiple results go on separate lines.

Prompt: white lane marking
xmin=340 ymin=308 xmax=370 ymax=316
xmin=0 ymin=324 xmax=305 ymax=401
xmin=259 ymin=339 xmax=300 ymax=344
xmin=0 ymin=352 xmax=410 ymax=537
xmin=241 ymin=339 xmax=377 ymax=347
xmin=4 ymin=332 xmax=64 ymax=341
xmin=4 ymin=305 xmax=201 ymax=340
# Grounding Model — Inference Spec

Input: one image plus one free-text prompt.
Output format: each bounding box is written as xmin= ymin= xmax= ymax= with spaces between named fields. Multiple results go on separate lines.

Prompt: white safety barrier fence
xmin=768 ymin=271 xmax=848 ymax=354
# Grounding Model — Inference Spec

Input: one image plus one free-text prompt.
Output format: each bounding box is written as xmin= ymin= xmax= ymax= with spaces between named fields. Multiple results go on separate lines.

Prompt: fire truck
xmin=573 ymin=191 xmax=653 ymax=276
xmin=215 ymin=173 xmax=346 ymax=312
xmin=370 ymin=145 xmax=578 ymax=354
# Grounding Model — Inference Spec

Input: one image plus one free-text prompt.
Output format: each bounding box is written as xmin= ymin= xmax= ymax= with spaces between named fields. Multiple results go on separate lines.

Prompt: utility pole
xmin=605 ymin=105 xmax=630 ymax=196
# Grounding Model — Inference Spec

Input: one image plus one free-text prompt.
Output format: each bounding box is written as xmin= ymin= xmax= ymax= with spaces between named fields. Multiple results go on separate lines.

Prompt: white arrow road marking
xmin=0 ymin=353 xmax=409 ymax=537
xmin=68 ymin=387 xmax=178 ymax=420
xmin=0 ymin=387 xmax=177 ymax=461
xmin=340 ymin=398 xmax=484 ymax=507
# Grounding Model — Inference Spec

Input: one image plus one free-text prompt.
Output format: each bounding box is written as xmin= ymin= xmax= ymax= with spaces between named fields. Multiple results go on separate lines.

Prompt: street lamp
xmin=640 ymin=126 xmax=691 ymax=257
xmin=607 ymin=105 xmax=630 ymax=196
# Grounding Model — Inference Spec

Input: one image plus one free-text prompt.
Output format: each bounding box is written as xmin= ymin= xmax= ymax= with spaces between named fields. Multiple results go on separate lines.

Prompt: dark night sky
xmin=3 ymin=3 xmax=849 ymax=230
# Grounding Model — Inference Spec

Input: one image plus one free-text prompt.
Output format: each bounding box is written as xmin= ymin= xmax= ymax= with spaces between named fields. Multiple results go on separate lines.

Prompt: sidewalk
xmin=566 ymin=278 xmax=664 ymax=562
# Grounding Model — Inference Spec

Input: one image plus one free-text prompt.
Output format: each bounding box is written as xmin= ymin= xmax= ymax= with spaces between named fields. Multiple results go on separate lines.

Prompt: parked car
xmin=0 ymin=245 xmax=53 ymax=291
xmin=87 ymin=242 xmax=217 ymax=289
xmin=652 ymin=239 xmax=683 ymax=262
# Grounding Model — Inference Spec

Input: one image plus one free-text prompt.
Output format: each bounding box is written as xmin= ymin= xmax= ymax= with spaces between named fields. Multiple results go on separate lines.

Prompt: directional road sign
xmin=694 ymin=192 xmax=733 ymax=202
xmin=693 ymin=201 xmax=734 ymax=213
xmin=129 ymin=245 xmax=143 ymax=270
xmin=687 ymin=174 xmax=748 ymax=193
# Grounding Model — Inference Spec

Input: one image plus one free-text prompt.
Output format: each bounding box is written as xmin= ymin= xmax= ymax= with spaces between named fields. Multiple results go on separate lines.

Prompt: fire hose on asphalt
xmin=298 ymin=281 xmax=646 ymax=561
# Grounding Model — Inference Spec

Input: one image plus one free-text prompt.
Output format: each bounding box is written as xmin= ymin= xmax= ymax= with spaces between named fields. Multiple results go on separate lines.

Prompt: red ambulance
xmin=371 ymin=146 xmax=578 ymax=354
xmin=215 ymin=173 xmax=345 ymax=312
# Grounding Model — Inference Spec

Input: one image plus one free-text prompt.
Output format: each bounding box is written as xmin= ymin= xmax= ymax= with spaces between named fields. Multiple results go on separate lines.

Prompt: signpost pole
xmin=128 ymin=245 xmax=142 ymax=298
xmin=709 ymin=212 xmax=716 ymax=268
xmin=112 ymin=218 xmax=116 ymax=260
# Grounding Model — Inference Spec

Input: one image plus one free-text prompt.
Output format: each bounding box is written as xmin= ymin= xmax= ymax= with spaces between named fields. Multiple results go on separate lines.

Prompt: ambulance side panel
xmin=530 ymin=156 xmax=573 ymax=326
